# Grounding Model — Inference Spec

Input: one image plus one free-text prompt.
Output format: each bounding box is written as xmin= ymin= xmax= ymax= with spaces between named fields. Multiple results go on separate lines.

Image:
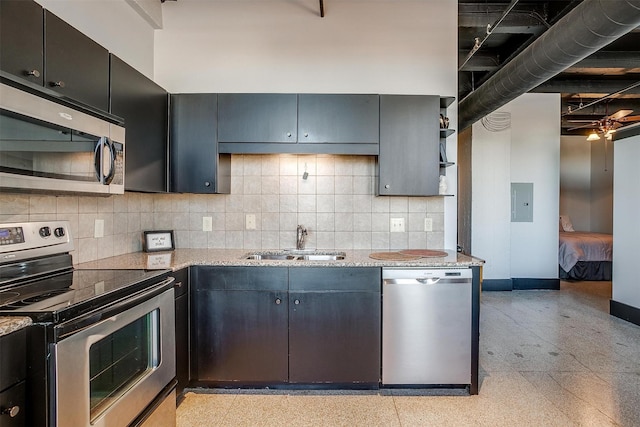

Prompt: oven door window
xmin=88 ymin=308 xmax=160 ymax=422
xmin=0 ymin=109 xmax=105 ymax=182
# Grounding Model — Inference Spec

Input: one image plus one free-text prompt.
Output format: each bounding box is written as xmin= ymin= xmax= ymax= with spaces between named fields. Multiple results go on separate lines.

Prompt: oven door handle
xmin=54 ymin=276 xmax=175 ymax=341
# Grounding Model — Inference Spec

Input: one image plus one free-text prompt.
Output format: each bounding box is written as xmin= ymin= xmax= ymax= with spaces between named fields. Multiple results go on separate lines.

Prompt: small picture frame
xmin=143 ymin=230 xmax=175 ymax=252
xmin=439 ymin=141 xmax=448 ymax=163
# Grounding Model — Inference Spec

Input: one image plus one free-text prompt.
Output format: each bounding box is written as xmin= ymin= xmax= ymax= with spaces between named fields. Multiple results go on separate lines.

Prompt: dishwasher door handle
xmin=416 ymin=277 xmax=441 ymax=285
xmin=383 ymin=278 xmax=441 ymax=286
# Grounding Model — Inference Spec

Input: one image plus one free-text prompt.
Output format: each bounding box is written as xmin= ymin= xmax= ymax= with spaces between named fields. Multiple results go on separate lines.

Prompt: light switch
xmin=424 ymin=218 xmax=433 ymax=232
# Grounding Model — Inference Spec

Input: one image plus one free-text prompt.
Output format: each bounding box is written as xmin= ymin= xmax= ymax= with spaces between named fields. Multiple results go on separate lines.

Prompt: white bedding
xmin=558 ymin=231 xmax=613 ymax=272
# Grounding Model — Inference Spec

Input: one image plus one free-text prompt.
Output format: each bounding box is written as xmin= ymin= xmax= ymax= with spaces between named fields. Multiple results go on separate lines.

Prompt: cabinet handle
xmin=303 ymin=133 xmax=309 ymax=138
xmin=294 ymin=299 xmax=300 ymax=305
xmin=275 ymin=298 xmax=281 ymax=305
xmin=286 ymin=132 xmax=292 ymax=137
xmin=49 ymin=80 xmax=65 ymax=88
xmin=385 ymin=184 xmax=390 ymax=189
xmin=204 ymin=181 xmax=211 ymax=187
xmin=2 ymin=405 xmax=20 ymax=418
xmin=174 ymin=281 xmax=183 ymax=288
xmin=25 ymin=69 xmax=40 ymax=78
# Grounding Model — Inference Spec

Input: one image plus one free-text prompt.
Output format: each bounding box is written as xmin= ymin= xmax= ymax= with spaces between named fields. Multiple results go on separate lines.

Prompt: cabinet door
xmin=0 ymin=381 xmax=26 ymax=427
xmin=0 ymin=0 xmax=44 ymax=86
xmin=44 ymin=11 xmax=110 ymax=111
xmin=170 ymin=94 xmax=230 ymax=194
xmin=378 ymin=95 xmax=440 ymax=196
xmin=193 ymin=290 xmax=288 ymax=383
xmin=191 ymin=267 xmax=289 ymax=384
xmin=298 ymin=94 xmax=379 ymax=144
xmin=218 ymin=94 xmax=297 ymax=143
xmin=174 ymin=293 xmax=189 ymax=396
xmin=288 ymin=267 xmax=381 ymax=384
xmin=0 ymin=328 xmax=26 ymax=391
xmin=110 ymin=55 xmax=168 ymax=193
xmin=172 ymin=268 xmax=189 ymax=396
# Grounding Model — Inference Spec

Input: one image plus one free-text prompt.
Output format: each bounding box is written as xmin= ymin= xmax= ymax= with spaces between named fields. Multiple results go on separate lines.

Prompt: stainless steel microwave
xmin=0 ymin=81 xmax=125 ymax=195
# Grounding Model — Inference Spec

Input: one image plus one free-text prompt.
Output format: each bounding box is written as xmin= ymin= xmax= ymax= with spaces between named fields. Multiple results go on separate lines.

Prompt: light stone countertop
xmin=1 ymin=250 xmax=482 ymax=337
xmin=0 ymin=316 xmax=32 ymax=337
xmin=76 ymin=249 xmax=484 ymax=271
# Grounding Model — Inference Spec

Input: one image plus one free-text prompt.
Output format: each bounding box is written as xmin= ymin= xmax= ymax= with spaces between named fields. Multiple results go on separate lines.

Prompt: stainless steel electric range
xmin=0 ymin=221 xmax=177 ymax=427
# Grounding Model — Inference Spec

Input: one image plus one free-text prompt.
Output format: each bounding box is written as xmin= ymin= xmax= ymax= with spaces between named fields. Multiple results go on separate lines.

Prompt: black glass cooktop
xmin=0 ymin=268 xmax=168 ymax=323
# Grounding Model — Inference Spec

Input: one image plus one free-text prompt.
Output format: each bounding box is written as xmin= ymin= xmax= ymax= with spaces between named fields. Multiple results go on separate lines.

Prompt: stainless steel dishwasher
xmin=382 ymin=268 xmax=472 ymax=386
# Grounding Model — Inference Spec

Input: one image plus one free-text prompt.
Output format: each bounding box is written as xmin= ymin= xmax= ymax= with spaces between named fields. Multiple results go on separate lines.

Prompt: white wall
xmin=590 ymin=137 xmax=614 ymax=233
xmin=1 ymin=0 xmax=458 ymax=262
xmin=471 ymin=116 xmax=512 ymax=279
xmin=560 ymin=135 xmax=591 ymax=231
xmin=559 ymin=135 xmax=613 ymax=233
xmin=154 ymin=0 xmax=459 ymax=249
xmin=612 ymin=132 xmax=640 ymax=309
xmin=509 ymin=94 xmax=560 ymax=278
xmin=472 ymin=93 xmax=560 ymax=280
xmin=35 ymin=0 xmax=156 ymax=78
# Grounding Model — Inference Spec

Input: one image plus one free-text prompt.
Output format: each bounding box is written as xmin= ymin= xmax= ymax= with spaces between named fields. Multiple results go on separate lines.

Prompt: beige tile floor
xmin=177 ymin=281 xmax=640 ymax=426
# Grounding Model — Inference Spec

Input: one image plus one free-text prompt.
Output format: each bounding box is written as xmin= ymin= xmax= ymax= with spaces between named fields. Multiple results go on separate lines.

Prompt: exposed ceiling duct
xmin=459 ymin=0 xmax=640 ymax=131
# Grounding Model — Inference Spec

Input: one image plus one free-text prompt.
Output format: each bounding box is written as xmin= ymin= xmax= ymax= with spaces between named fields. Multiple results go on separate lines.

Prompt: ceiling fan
xmin=567 ymin=109 xmax=640 ymax=140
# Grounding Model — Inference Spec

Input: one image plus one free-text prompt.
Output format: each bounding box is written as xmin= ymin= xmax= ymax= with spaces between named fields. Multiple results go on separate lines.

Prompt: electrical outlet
xmin=390 ymin=217 xmax=405 ymax=233
xmin=424 ymin=218 xmax=433 ymax=232
xmin=203 ymin=216 xmax=213 ymax=232
xmin=246 ymin=214 xmax=256 ymax=230
xmin=94 ymin=219 xmax=104 ymax=238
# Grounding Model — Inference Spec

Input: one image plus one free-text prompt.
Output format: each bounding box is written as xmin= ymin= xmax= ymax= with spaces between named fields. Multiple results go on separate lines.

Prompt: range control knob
xmin=39 ymin=227 xmax=51 ymax=238
xmin=54 ymin=227 xmax=66 ymax=238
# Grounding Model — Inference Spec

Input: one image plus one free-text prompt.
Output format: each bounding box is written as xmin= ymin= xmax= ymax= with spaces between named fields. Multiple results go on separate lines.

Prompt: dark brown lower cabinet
xmin=172 ymin=268 xmax=190 ymax=397
xmin=195 ymin=289 xmax=289 ymax=383
xmin=191 ymin=266 xmax=381 ymax=387
xmin=0 ymin=328 xmax=27 ymax=427
xmin=288 ymin=267 xmax=381 ymax=385
xmin=191 ymin=267 xmax=289 ymax=385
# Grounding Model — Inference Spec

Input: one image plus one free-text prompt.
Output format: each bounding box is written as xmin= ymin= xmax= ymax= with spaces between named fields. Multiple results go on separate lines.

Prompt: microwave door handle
xmin=103 ymin=138 xmax=116 ymax=185
xmin=93 ymin=137 xmax=116 ymax=185
xmin=94 ymin=136 xmax=106 ymax=184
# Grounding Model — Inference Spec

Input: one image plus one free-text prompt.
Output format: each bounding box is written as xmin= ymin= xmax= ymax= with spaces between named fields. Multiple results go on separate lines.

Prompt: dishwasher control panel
xmin=382 ymin=268 xmax=472 ymax=280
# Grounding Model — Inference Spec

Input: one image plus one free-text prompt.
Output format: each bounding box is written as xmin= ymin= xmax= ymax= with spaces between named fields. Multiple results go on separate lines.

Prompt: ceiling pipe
xmin=459 ymin=0 xmax=640 ymax=131
xmin=459 ymin=0 xmax=520 ymax=72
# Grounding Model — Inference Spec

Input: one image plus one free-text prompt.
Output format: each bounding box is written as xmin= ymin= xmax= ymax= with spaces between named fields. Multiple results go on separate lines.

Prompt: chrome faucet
xmin=296 ymin=225 xmax=308 ymax=250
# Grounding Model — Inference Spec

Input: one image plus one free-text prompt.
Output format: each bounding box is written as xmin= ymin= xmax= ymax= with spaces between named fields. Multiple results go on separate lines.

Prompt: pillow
xmin=559 ymin=215 xmax=575 ymax=232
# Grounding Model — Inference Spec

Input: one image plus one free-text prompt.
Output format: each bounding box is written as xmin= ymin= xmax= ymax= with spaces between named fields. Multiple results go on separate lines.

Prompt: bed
xmin=559 ymin=231 xmax=613 ymax=281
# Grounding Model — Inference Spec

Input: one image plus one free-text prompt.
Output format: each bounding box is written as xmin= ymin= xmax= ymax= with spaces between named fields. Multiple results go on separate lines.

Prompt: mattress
xmin=558 ymin=231 xmax=613 ymax=273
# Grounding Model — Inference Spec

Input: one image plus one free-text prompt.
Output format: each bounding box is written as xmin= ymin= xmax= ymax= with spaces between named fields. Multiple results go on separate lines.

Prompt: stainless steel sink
xmin=244 ymin=251 xmax=346 ymax=261
xmin=298 ymin=254 xmax=345 ymax=261
xmin=245 ymin=254 xmax=298 ymax=260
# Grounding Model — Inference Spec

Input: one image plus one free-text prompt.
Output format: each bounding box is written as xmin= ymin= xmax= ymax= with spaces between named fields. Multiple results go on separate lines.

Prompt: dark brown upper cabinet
xmin=0 ymin=2 xmax=110 ymax=112
xmin=0 ymin=0 xmax=44 ymax=86
xmin=170 ymin=94 xmax=231 ymax=194
xmin=297 ymin=94 xmax=379 ymax=144
xmin=377 ymin=95 xmax=441 ymax=196
xmin=110 ymin=55 xmax=169 ymax=193
xmin=44 ymin=10 xmax=110 ymax=111
xmin=218 ymin=93 xmax=298 ymax=144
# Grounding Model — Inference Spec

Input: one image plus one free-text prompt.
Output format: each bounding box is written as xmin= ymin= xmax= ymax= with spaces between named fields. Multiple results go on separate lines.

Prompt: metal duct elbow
xmin=459 ymin=0 xmax=640 ymax=131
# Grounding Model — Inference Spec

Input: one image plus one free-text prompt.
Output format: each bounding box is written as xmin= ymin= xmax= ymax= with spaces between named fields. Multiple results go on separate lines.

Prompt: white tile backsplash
xmin=0 ymin=154 xmax=445 ymax=263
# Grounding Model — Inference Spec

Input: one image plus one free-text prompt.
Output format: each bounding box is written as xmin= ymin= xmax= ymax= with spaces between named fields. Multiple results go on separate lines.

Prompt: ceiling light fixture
xmin=586 ymin=130 xmax=601 ymax=141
